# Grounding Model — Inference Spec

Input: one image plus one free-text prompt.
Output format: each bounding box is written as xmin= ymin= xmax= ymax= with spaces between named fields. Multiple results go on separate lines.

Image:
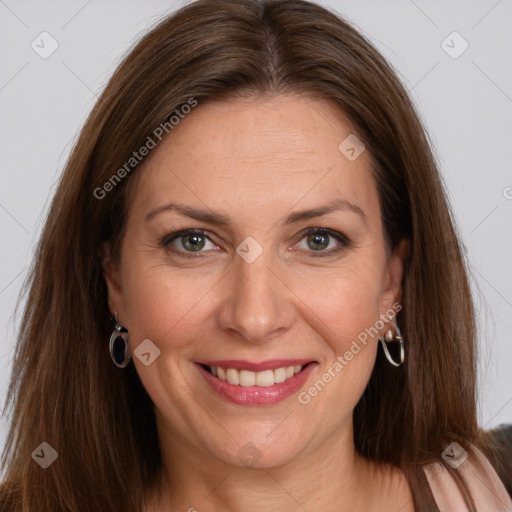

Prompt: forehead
xmin=127 ymin=93 xmax=379 ymax=226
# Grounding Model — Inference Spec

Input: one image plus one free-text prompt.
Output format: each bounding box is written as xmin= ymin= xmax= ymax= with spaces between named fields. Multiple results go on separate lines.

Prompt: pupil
xmin=309 ymin=232 xmax=328 ymax=251
xmin=184 ymin=234 xmax=204 ymax=251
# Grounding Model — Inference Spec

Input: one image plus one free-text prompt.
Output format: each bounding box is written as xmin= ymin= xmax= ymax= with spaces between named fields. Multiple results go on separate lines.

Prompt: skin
xmin=102 ymin=93 xmax=412 ymax=512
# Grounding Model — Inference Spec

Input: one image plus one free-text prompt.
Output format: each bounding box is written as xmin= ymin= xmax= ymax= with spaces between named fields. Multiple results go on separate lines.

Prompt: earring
xmin=379 ymin=321 xmax=405 ymax=367
xmin=109 ymin=312 xmax=131 ymax=368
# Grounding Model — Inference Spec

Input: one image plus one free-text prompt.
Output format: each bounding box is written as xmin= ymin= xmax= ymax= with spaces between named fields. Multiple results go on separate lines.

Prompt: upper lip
xmin=197 ymin=359 xmax=315 ymax=372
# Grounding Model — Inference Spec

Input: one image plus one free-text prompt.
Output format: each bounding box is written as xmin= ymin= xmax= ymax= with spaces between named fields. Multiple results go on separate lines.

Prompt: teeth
xmin=239 ymin=370 xmax=255 ymax=386
xmin=226 ymin=368 xmax=239 ymax=385
xmin=256 ymin=370 xmax=274 ymax=387
xmin=210 ymin=364 xmax=304 ymax=386
xmin=274 ymin=367 xmax=286 ymax=383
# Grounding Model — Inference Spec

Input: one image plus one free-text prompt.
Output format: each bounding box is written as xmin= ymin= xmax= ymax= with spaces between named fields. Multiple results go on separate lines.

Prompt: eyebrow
xmin=145 ymin=198 xmax=366 ymax=226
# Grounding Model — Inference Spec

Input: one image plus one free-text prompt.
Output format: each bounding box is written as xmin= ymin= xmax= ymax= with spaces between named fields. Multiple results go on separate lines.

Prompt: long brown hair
xmin=0 ymin=0 xmax=501 ymax=510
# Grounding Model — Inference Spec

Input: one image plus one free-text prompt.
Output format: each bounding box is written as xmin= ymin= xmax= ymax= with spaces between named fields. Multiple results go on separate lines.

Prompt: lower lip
xmin=196 ymin=363 xmax=317 ymax=406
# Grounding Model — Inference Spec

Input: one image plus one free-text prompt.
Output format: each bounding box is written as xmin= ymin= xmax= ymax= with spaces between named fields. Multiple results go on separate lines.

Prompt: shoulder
xmin=422 ymin=437 xmax=512 ymax=512
xmin=486 ymin=423 xmax=512 ymax=497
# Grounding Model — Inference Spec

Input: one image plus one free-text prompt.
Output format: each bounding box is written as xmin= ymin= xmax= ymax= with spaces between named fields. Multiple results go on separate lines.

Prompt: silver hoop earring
xmin=109 ymin=312 xmax=131 ymax=368
xmin=379 ymin=322 xmax=405 ymax=367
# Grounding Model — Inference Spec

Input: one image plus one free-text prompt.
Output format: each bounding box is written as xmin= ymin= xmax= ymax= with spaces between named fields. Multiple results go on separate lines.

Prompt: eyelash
xmin=159 ymin=228 xmax=352 ymax=259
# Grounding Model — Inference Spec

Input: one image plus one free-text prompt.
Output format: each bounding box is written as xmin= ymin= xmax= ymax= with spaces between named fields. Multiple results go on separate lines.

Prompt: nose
xmin=217 ymin=248 xmax=295 ymax=344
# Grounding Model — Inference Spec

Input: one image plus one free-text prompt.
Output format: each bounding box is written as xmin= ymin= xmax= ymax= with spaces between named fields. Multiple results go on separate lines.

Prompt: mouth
xmin=195 ymin=359 xmax=317 ymax=406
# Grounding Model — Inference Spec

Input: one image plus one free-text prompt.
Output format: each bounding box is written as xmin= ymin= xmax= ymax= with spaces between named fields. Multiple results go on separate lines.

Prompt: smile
xmin=196 ymin=359 xmax=317 ymax=406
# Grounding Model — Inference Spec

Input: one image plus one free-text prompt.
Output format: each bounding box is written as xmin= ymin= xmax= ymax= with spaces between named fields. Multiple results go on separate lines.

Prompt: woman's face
xmin=103 ymin=93 xmax=407 ymax=469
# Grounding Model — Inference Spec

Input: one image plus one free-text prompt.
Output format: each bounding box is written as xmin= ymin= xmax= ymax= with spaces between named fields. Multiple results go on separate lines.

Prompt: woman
xmin=0 ymin=0 xmax=510 ymax=510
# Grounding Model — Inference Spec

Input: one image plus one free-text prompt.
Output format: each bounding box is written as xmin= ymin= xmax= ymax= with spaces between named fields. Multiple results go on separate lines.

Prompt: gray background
xmin=1 ymin=0 xmax=511 ymax=454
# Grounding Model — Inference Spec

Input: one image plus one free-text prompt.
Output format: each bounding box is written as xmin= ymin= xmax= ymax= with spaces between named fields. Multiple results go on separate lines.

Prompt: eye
xmin=160 ymin=227 xmax=351 ymax=258
xmin=161 ymin=229 xmax=217 ymax=257
xmin=294 ymin=228 xmax=351 ymax=257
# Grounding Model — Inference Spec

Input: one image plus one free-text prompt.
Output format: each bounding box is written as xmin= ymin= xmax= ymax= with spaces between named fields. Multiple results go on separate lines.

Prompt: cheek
xmin=301 ymin=263 xmax=385 ymax=349
xmin=120 ymin=252 xmax=222 ymax=350
xmin=299 ymin=270 xmax=382 ymax=415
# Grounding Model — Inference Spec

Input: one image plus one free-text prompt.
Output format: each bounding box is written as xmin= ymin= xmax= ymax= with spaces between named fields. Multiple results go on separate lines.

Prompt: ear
xmin=379 ymin=239 xmax=409 ymax=318
xmin=100 ymin=242 xmax=126 ymax=322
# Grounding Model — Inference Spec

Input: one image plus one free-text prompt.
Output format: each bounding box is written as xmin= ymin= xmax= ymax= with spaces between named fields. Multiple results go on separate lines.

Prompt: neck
xmin=146 ymin=417 xmax=411 ymax=512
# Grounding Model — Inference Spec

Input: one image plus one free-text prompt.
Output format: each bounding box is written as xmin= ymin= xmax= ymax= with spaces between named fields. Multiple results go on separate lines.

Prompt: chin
xmin=212 ymin=432 xmax=306 ymax=469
